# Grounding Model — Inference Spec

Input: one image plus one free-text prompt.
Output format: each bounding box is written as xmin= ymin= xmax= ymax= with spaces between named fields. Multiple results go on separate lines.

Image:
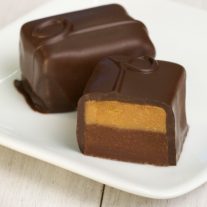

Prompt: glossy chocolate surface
xmin=77 ymin=56 xmax=188 ymax=165
xmin=16 ymin=4 xmax=155 ymax=113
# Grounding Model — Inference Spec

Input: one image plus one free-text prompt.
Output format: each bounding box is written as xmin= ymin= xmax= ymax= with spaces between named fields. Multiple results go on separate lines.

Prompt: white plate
xmin=0 ymin=0 xmax=207 ymax=199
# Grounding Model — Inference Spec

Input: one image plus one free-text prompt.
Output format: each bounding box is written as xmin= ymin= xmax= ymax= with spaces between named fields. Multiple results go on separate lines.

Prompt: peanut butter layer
xmin=85 ymin=100 xmax=166 ymax=133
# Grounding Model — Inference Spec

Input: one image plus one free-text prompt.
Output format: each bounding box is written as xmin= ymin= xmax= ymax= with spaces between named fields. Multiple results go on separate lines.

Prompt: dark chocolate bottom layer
xmin=84 ymin=125 xmax=169 ymax=166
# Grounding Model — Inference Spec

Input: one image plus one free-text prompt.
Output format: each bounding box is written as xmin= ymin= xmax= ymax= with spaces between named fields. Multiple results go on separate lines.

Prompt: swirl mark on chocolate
xmin=110 ymin=56 xmax=159 ymax=93
xmin=124 ymin=56 xmax=158 ymax=74
xmin=32 ymin=18 xmax=73 ymax=48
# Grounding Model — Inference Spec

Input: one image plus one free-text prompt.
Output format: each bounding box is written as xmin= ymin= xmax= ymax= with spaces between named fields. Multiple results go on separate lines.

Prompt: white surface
xmin=0 ymin=0 xmax=207 ymax=200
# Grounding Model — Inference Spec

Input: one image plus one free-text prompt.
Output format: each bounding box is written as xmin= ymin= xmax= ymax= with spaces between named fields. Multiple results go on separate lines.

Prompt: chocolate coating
xmin=77 ymin=56 xmax=188 ymax=165
xmin=16 ymin=4 xmax=155 ymax=113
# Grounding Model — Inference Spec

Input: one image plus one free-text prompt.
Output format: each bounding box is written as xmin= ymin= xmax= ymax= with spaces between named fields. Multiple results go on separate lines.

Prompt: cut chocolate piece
xmin=77 ymin=56 xmax=188 ymax=166
xmin=15 ymin=4 xmax=155 ymax=113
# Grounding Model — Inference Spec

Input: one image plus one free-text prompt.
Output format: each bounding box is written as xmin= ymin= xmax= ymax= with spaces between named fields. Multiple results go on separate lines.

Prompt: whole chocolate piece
xmin=15 ymin=4 xmax=155 ymax=113
xmin=77 ymin=56 xmax=188 ymax=166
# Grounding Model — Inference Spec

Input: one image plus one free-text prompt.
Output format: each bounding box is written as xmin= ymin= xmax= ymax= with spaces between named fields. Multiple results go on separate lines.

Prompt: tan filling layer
xmin=85 ymin=100 xmax=166 ymax=134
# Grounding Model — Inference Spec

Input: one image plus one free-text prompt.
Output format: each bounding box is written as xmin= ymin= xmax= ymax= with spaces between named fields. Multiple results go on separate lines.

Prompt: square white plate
xmin=0 ymin=0 xmax=207 ymax=199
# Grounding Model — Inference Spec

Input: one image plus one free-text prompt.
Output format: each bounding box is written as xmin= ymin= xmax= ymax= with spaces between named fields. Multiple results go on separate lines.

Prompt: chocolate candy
xmin=15 ymin=4 xmax=155 ymax=113
xmin=77 ymin=56 xmax=188 ymax=166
